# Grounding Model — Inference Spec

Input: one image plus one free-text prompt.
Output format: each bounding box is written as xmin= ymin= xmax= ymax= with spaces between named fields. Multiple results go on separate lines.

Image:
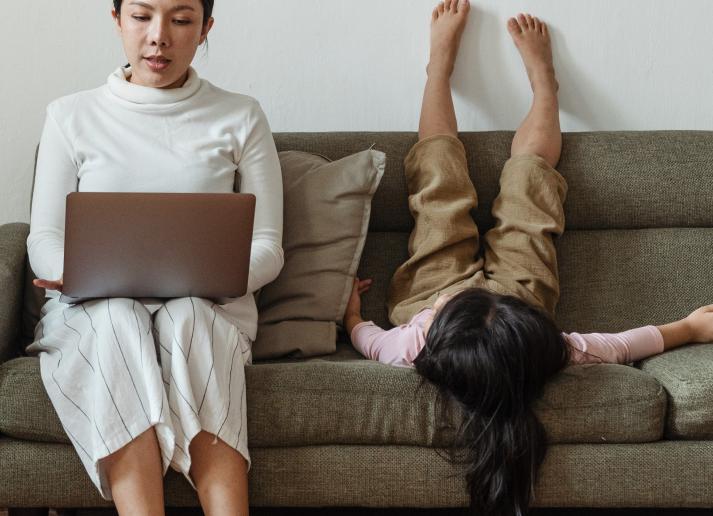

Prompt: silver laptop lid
xmin=62 ymin=192 xmax=255 ymax=300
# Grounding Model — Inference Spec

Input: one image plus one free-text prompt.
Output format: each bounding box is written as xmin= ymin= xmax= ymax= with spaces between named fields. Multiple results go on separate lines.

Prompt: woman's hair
xmin=414 ymin=288 xmax=570 ymax=516
xmin=113 ymin=0 xmax=215 ymax=25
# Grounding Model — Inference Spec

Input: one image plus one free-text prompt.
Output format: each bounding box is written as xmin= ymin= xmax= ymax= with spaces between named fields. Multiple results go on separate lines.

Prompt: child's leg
xmin=418 ymin=0 xmax=469 ymax=140
xmin=509 ymin=14 xmax=561 ymax=168
xmin=482 ymin=14 xmax=566 ymax=316
xmin=388 ymin=0 xmax=479 ymax=325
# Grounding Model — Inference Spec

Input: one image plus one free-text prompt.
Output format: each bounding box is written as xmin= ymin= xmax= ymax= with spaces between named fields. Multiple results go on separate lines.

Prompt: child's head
xmin=414 ymin=288 xmax=570 ymax=516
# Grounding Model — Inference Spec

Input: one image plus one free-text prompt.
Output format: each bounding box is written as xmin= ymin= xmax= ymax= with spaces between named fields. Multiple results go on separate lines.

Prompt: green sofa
xmin=1 ymin=131 xmax=713 ymax=513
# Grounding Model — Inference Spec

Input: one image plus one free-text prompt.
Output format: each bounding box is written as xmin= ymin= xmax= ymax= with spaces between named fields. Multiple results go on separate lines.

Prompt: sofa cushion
xmin=273 ymin=131 xmax=713 ymax=234
xmin=0 ymin=353 xmax=665 ymax=446
xmin=556 ymin=228 xmax=713 ymax=334
xmin=639 ymin=343 xmax=713 ymax=439
xmin=254 ymin=149 xmax=385 ymax=360
xmin=3 ymin=439 xmax=713 ymax=508
xmin=4 ymin=438 xmax=713 ymax=508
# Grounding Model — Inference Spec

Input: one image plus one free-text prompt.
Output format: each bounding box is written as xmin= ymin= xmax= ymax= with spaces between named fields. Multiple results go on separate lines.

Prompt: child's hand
xmin=345 ymin=278 xmax=372 ymax=317
xmin=685 ymin=304 xmax=713 ymax=343
xmin=344 ymin=278 xmax=373 ymax=336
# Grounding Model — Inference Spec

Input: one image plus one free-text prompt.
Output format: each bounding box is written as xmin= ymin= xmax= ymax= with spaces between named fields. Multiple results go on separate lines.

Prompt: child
xmin=343 ymin=1 xmax=713 ymax=515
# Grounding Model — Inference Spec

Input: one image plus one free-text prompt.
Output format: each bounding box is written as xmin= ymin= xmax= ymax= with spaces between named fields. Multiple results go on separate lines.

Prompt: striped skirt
xmin=26 ymin=295 xmax=252 ymax=500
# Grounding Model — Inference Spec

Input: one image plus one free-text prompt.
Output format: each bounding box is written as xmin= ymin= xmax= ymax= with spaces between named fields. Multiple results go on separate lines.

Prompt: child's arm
xmin=344 ymin=278 xmax=425 ymax=366
xmin=567 ymin=304 xmax=713 ymax=364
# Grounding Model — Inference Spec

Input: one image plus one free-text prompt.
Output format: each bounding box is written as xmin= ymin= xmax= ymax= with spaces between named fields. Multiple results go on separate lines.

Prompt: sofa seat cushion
xmin=1 ymin=350 xmax=665 ymax=446
xmin=640 ymin=343 xmax=713 ymax=439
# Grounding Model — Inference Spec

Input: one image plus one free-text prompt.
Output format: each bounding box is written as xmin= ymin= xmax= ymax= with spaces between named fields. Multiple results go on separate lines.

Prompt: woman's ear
xmin=112 ymin=9 xmax=122 ymax=30
xmin=200 ymin=17 xmax=215 ymax=44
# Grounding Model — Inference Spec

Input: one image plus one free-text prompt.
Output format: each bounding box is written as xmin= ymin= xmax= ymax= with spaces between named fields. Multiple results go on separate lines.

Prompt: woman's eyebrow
xmin=128 ymin=1 xmax=197 ymax=12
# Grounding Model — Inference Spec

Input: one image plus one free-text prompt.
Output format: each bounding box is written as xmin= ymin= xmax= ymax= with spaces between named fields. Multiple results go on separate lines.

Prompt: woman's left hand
xmin=33 ymin=275 xmax=64 ymax=292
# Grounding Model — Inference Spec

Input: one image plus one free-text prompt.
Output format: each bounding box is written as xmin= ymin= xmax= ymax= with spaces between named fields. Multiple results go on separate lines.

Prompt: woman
xmin=26 ymin=1 xmax=283 ymax=514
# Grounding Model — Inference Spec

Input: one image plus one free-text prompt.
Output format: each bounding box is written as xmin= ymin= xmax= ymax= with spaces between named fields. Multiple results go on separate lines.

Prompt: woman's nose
xmin=149 ymin=19 xmax=171 ymax=47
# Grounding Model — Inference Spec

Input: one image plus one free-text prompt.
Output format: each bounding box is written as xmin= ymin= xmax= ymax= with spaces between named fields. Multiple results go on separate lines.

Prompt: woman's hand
xmin=344 ymin=277 xmax=372 ymax=336
xmin=33 ymin=275 xmax=64 ymax=292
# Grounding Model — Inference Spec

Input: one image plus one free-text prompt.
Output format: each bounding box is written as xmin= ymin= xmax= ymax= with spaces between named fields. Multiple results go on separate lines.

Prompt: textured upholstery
xmin=1 ymin=438 xmax=712 ymax=508
xmin=0 ymin=355 xmax=666 ymax=446
xmin=0 ymin=223 xmax=27 ymax=364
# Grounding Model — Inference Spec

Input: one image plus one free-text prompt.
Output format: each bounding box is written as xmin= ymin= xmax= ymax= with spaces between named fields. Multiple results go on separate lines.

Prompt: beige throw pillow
xmin=253 ymin=149 xmax=385 ymax=360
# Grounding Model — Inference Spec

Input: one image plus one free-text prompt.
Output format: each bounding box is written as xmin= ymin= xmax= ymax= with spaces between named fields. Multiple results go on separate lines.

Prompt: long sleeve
xmin=350 ymin=309 xmax=433 ymax=367
xmin=350 ymin=322 xmax=425 ymax=367
xmin=26 ymin=107 xmax=79 ymax=289
xmin=565 ymin=326 xmax=665 ymax=365
xmin=237 ymin=101 xmax=284 ymax=294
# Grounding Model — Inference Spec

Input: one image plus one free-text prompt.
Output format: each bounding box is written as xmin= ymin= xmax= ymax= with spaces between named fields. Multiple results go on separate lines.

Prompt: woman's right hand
xmin=33 ymin=275 xmax=64 ymax=292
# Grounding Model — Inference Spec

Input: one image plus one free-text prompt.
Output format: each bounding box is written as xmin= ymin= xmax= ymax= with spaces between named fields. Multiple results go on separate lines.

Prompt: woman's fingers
xmin=33 ymin=278 xmax=63 ymax=291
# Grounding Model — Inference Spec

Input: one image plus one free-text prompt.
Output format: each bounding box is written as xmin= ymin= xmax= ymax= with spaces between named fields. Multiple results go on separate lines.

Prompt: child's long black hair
xmin=414 ymin=288 xmax=570 ymax=516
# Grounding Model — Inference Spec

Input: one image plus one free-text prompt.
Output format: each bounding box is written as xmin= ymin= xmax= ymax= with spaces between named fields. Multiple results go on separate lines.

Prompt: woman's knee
xmin=155 ymin=297 xmax=224 ymax=353
xmin=160 ymin=297 xmax=216 ymax=325
xmin=78 ymin=297 xmax=152 ymax=336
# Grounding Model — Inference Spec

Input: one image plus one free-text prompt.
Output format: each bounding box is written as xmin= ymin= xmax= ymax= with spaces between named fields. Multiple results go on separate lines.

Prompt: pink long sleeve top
xmin=351 ymin=308 xmax=664 ymax=368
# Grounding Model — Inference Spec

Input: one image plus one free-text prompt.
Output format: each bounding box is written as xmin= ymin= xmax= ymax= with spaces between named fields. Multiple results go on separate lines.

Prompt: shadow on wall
xmin=451 ymin=7 xmax=521 ymax=127
xmin=551 ymin=26 xmax=617 ymax=131
xmin=445 ymin=5 xmax=616 ymax=131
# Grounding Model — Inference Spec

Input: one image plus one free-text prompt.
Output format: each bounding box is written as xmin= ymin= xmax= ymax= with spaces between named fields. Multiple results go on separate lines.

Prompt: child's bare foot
xmin=428 ymin=0 xmax=471 ymax=79
xmin=507 ymin=14 xmax=558 ymax=95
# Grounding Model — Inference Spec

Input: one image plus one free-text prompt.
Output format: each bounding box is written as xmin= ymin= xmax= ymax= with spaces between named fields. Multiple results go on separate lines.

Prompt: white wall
xmin=2 ymin=0 xmax=712 ymax=225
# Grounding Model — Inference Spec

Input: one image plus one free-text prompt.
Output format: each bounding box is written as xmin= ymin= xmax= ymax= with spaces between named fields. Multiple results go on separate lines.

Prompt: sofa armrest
xmin=0 ymin=223 xmax=29 ymax=364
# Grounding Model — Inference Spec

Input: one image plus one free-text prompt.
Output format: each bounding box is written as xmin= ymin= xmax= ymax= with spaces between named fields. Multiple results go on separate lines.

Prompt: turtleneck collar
xmin=107 ymin=66 xmax=202 ymax=105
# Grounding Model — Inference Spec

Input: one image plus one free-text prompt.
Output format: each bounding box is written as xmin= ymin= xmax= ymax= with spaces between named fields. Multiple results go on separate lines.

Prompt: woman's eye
xmin=132 ymin=15 xmax=149 ymax=21
xmin=174 ymin=19 xmax=192 ymax=25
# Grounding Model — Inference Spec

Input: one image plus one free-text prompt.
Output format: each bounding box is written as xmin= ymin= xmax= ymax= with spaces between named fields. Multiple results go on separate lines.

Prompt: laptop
xmin=61 ymin=192 xmax=255 ymax=302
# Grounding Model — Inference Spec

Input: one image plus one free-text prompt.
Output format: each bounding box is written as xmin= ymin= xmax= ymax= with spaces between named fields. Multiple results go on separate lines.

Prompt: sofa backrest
xmin=274 ymin=131 xmax=713 ymax=333
xmin=21 ymin=131 xmax=713 ymax=343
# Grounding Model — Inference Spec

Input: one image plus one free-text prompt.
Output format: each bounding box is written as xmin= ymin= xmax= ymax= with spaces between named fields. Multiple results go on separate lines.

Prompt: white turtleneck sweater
xmin=28 ymin=66 xmax=284 ymax=340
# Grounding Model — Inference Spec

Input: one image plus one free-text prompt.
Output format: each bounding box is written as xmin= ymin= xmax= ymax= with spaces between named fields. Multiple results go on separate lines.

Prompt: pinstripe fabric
xmin=25 ymin=295 xmax=252 ymax=500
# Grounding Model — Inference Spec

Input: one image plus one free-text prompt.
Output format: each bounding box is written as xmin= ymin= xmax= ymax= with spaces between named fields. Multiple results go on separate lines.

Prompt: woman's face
xmin=113 ymin=0 xmax=213 ymax=89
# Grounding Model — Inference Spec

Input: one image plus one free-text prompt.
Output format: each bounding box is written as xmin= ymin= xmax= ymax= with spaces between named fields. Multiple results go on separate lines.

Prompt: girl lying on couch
xmin=344 ymin=1 xmax=713 ymax=515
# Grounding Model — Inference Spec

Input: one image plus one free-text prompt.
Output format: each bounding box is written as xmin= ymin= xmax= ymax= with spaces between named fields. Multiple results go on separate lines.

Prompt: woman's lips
xmin=145 ymin=56 xmax=171 ymax=72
